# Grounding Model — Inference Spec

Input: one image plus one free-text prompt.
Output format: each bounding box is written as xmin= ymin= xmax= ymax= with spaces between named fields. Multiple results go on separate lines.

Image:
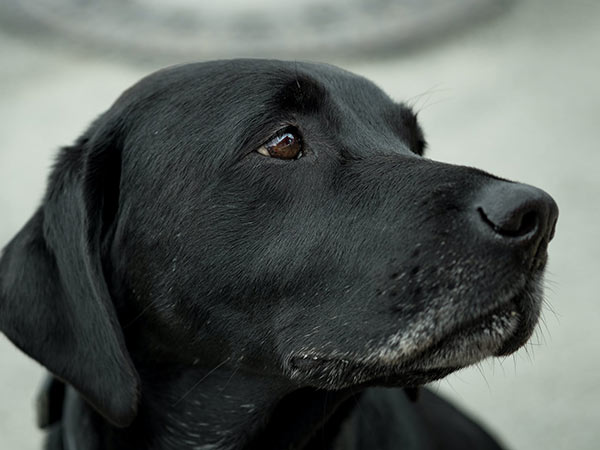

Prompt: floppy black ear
xmin=0 ymin=127 xmax=140 ymax=427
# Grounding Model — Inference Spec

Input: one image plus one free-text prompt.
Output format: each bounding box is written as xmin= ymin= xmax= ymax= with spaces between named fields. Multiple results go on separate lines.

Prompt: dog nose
xmin=475 ymin=182 xmax=558 ymax=245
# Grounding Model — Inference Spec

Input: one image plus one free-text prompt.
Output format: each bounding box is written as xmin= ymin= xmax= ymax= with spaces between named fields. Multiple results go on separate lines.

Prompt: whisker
xmin=417 ymin=97 xmax=451 ymax=113
xmin=441 ymin=377 xmax=461 ymax=399
xmin=542 ymin=298 xmax=560 ymax=319
xmin=475 ymin=363 xmax=491 ymax=393
xmin=405 ymin=84 xmax=451 ymax=112
xmin=123 ymin=291 xmax=176 ymax=328
xmin=522 ymin=345 xmax=534 ymax=364
xmin=219 ymin=363 xmax=241 ymax=394
xmin=173 ymin=358 xmax=230 ymax=406
xmin=497 ymin=356 xmax=507 ymax=376
xmin=537 ymin=313 xmax=551 ymax=343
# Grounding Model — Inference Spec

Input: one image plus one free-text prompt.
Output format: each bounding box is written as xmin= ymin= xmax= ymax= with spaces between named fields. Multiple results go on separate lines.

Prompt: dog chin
xmin=285 ymin=278 xmax=544 ymax=390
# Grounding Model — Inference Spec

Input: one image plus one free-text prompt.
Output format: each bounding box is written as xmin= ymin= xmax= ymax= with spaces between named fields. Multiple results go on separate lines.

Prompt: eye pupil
xmin=265 ymin=130 xmax=302 ymax=160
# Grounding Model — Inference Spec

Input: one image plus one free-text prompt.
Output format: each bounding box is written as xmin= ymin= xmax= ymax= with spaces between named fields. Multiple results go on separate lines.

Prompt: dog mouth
xmin=402 ymin=302 xmax=520 ymax=371
xmin=286 ymin=280 xmax=541 ymax=389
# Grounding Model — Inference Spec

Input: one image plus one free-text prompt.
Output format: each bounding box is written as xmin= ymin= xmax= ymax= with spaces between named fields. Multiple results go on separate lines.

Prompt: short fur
xmin=0 ymin=60 xmax=558 ymax=450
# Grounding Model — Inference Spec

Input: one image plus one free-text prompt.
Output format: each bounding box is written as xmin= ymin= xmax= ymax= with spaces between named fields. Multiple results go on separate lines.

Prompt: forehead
xmin=122 ymin=59 xmax=398 ymax=119
xmin=113 ymin=60 xmax=422 ymax=165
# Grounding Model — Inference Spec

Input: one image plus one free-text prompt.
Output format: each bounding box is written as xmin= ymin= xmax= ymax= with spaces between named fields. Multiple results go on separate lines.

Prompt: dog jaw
xmin=283 ymin=274 xmax=544 ymax=391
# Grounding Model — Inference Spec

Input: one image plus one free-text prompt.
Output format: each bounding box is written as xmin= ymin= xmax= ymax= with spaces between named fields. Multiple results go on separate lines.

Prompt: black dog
xmin=0 ymin=60 xmax=558 ymax=450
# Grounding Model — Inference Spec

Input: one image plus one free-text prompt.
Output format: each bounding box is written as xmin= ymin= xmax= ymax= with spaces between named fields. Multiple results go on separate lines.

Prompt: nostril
xmin=477 ymin=207 xmax=539 ymax=238
xmin=518 ymin=211 xmax=539 ymax=236
xmin=475 ymin=182 xmax=558 ymax=245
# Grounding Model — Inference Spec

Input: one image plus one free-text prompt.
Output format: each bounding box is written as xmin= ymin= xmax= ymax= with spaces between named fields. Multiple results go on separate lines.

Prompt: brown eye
xmin=257 ymin=129 xmax=303 ymax=160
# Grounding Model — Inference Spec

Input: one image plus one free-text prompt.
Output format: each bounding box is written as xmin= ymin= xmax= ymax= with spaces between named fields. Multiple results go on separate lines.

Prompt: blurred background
xmin=0 ymin=0 xmax=598 ymax=448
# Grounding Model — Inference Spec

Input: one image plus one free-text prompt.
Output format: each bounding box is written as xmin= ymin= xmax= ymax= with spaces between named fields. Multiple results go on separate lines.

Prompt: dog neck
xmin=62 ymin=365 xmax=359 ymax=450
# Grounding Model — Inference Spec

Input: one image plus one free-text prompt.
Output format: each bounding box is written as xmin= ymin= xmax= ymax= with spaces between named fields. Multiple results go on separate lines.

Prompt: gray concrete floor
xmin=1 ymin=0 xmax=598 ymax=449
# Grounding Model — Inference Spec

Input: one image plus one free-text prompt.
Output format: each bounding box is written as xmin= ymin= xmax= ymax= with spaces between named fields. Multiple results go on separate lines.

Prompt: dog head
xmin=0 ymin=60 xmax=558 ymax=427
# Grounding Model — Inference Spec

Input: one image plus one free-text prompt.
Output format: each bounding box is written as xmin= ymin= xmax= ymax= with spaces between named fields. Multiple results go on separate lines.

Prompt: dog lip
xmin=285 ymin=304 xmax=520 ymax=387
xmin=285 ymin=352 xmax=459 ymax=389
xmin=494 ymin=296 xmax=541 ymax=356
xmin=407 ymin=303 xmax=520 ymax=371
xmin=286 ymin=278 xmax=542 ymax=389
xmin=409 ymin=278 xmax=543 ymax=370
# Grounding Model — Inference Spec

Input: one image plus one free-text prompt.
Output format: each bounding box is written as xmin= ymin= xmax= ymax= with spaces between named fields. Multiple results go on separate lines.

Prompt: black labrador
xmin=0 ymin=60 xmax=558 ymax=450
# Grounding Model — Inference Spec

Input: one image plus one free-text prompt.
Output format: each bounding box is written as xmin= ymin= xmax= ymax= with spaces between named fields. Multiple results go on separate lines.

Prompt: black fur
xmin=0 ymin=59 xmax=558 ymax=450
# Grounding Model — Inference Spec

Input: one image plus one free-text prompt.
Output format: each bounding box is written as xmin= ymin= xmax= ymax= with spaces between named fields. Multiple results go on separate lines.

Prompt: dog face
xmin=0 ymin=60 xmax=557 ymax=427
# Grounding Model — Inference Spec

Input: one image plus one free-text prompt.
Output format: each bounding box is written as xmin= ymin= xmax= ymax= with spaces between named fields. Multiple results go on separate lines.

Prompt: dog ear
xmin=0 ymin=124 xmax=140 ymax=427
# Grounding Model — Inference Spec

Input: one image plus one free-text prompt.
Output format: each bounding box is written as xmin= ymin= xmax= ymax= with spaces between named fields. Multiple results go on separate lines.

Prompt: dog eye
xmin=257 ymin=129 xmax=303 ymax=160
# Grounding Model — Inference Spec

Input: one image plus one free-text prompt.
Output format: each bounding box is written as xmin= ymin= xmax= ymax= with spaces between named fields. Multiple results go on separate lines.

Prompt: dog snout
xmin=475 ymin=182 xmax=559 ymax=252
